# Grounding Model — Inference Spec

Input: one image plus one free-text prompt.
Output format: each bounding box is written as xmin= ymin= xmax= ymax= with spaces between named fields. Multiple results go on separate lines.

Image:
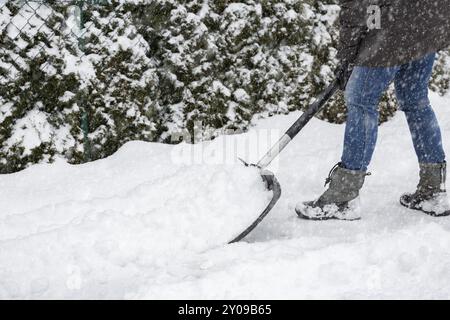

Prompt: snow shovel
xmin=229 ymin=79 xmax=340 ymax=243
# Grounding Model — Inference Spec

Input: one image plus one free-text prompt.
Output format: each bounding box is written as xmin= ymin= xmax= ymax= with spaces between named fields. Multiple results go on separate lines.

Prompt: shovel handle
xmin=256 ymin=80 xmax=340 ymax=169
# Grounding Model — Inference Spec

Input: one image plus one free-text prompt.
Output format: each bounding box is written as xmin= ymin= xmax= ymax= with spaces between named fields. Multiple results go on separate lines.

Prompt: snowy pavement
xmin=2 ymin=92 xmax=450 ymax=299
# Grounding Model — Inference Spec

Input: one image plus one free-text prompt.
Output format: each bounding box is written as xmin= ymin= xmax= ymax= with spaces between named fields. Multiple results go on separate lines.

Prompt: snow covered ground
xmin=2 ymin=92 xmax=450 ymax=299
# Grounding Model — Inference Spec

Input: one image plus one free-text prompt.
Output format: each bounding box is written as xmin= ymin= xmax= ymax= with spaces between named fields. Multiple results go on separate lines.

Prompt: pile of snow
xmin=0 ymin=142 xmax=271 ymax=298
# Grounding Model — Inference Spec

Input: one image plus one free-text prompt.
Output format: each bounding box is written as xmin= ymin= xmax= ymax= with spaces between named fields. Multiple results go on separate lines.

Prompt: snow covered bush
xmin=431 ymin=50 xmax=450 ymax=95
xmin=71 ymin=1 xmax=165 ymax=162
xmin=0 ymin=0 xmax=164 ymax=171
xmin=0 ymin=0 xmax=80 ymax=173
xmin=140 ymin=0 xmax=344 ymax=134
xmin=0 ymin=0 xmax=449 ymax=173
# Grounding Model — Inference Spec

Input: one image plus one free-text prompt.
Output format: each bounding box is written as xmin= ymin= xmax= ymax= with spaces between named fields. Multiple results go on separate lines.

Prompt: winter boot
xmin=295 ymin=163 xmax=369 ymax=221
xmin=400 ymin=162 xmax=450 ymax=217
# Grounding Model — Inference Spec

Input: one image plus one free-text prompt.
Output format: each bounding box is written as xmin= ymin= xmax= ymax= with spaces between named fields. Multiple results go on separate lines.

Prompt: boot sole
xmin=295 ymin=208 xmax=361 ymax=221
xmin=399 ymin=199 xmax=450 ymax=217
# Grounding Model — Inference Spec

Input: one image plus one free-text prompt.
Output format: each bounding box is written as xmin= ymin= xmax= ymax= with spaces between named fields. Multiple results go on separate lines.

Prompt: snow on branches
xmin=0 ymin=0 xmax=449 ymax=173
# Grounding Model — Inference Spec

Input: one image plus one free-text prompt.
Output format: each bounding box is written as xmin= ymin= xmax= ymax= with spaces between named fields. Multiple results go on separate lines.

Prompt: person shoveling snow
xmin=296 ymin=0 xmax=450 ymax=220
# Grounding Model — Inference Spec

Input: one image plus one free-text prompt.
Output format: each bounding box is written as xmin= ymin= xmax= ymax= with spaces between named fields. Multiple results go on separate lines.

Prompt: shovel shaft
xmin=257 ymin=80 xmax=339 ymax=169
xmin=256 ymin=134 xmax=292 ymax=169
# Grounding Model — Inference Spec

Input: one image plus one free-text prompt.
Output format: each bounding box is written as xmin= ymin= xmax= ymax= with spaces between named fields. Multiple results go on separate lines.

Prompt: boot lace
xmin=324 ymin=162 xmax=371 ymax=187
xmin=324 ymin=162 xmax=342 ymax=187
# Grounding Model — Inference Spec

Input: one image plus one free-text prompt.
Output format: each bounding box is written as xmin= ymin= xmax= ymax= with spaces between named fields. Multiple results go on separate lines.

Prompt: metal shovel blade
xmin=228 ymin=81 xmax=339 ymax=243
xmin=228 ymin=169 xmax=282 ymax=243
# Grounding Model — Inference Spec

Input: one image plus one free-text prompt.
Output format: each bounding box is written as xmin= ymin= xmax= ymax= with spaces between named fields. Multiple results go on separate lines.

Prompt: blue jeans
xmin=342 ymin=53 xmax=446 ymax=171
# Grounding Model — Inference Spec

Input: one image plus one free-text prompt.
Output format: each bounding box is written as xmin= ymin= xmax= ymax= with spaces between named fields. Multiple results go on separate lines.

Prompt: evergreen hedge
xmin=0 ymin=0 xmax=449 ymax=173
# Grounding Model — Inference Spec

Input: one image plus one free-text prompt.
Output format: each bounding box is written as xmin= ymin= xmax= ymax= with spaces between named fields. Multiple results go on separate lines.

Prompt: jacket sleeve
xmin=337 ymin=0 xmax=368 ymax=63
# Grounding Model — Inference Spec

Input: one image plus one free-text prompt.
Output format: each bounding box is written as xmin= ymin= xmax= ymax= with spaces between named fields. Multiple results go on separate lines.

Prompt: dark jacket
xmin=338 ymin=0 xmax=450 ymax=67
